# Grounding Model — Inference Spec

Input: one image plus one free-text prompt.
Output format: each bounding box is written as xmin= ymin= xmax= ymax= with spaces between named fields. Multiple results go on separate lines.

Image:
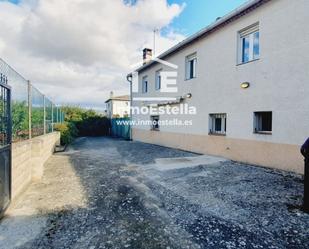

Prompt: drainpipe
xmin=126 ymin=73 xmax=133 ymax=140
xmin=301 ymin=137 xmax=309 ymax=213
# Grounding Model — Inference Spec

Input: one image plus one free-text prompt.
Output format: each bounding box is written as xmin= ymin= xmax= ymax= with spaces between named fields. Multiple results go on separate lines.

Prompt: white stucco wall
xmin=113 ymin=100 xmax=130 ymax=117
xmin=106 ymin=100 xmax=130 ymax=118
xmin=132 ymin=0 xmax=309 ymax=146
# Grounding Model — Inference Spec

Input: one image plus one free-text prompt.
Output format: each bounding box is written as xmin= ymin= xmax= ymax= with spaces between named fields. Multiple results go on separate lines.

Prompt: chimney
xmin=143 ymin=48 xmax=152 ymax=65
xmin=110 ymin=91 xmax=114 ymax=98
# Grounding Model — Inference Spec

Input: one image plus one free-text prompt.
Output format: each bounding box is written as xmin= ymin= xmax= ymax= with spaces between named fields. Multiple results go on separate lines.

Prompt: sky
xmin=0 ymin=0 xmax=247 ymax=110
xmin=167 ymin=0 xmax=247 ymax=36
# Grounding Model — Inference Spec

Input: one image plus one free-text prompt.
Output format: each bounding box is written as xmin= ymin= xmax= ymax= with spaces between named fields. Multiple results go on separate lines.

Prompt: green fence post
xmin=43 ymin=95 xmax=46 ymax=134
xmin=51 ymin=104 xmax=54 ymax=132
xmin=56 ymin=107 xmax=59 ymax=123
xmin=27 ymin=80 xmax=32 ymax=139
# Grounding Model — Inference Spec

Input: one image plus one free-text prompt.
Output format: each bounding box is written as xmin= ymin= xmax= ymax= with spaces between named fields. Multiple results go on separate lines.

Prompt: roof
xmin=105 ymin=95 xmax=130 ymax=103
xmin=130 ymin=0 xmax=269 ymax=75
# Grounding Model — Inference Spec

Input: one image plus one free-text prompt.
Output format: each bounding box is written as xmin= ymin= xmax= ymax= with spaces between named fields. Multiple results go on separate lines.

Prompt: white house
xmin=105 ymin=92 xmax=130 ymax=118
xmin=128 ymin=0 xmax=309 ymax=174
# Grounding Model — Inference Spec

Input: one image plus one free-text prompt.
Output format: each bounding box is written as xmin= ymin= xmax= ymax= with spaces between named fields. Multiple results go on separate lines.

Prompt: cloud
xmin=0 ymin=0 xmax=185 ymax=109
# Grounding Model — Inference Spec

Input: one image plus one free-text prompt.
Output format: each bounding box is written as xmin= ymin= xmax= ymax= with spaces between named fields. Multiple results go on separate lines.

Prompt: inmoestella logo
xmin=130 ymin=57 xmax=179 ymax=102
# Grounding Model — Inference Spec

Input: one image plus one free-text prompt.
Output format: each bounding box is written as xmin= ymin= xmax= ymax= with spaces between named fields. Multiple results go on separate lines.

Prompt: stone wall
xmin=11 ymin=132 xmax=60 ymax=200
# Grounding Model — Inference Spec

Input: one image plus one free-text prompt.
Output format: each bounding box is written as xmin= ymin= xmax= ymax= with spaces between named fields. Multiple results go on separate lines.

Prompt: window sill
xmin=236 ymin=58 xmax=259 ymax=66
xmin=254 ymin=131 xmax=272 ymax=135
xmin=151 ymin=128 xmax=160 ymax=132
xmin=208 ymin=132 xmax=226 ymax=137
xmin=185 ymin=77 xmax=196 ymax=81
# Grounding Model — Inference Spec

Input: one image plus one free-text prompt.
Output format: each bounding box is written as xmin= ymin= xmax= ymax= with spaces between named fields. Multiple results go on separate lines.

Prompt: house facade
xmin=129 ymin=0 xmax=309 ymax=174
xmin=105 ymin=93 xmax=130 ymax=118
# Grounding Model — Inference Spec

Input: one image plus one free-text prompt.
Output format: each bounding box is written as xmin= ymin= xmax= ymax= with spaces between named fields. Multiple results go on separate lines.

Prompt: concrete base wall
xmin=132 ymin=129 xmax=304 ymax=174
xmin=11 ymin=132 xmax=60 ymax=200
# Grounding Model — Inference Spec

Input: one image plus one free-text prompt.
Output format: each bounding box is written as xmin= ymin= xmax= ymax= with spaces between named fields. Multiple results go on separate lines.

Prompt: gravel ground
xmin=0 ymin=137 xmax=308 ymax=249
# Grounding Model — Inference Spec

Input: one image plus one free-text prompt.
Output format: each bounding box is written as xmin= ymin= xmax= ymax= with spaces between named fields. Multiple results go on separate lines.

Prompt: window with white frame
xmin=142 ymin=76 xmax=148 ymax=93
xmin=239 ymin=23 xmax=259 ymax=64
xmin=185 ymin=53 xmax=197 ymax=80
xmin=209 ymin=113 xmax=226 ymax=135
xmin=151 ymin=115 xmax=160 ymax=131
xmin=155 ymin=70 xmax=162 ymax=90
xmin=254 ymin=111 xmax=272 ymax=134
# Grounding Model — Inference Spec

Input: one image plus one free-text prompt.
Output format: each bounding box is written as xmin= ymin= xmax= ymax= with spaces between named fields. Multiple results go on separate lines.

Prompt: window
xmin=209 ymin=113 xmax=226 ymax=135
xmin=155 ymin=70 xmax=162 ymax=90
xmin=239 ymin=24 xmax=259 ymax=64
xmin=254 ymin=112 xmax=272 ymax=134
xmin=142 ymin=76 xmax=148 ymax=93
xmin=151 ymin=115 xmax=160 ymax=131
xmin=186 ymin=53 xmax=197 ymax=80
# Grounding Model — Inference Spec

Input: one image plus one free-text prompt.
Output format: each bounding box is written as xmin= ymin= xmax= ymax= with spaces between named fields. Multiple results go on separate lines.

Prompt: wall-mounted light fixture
xmin=185 ymin=93 xmax=192 ymax=98
xmin=240 ymin=82 xmax=250 ymax=89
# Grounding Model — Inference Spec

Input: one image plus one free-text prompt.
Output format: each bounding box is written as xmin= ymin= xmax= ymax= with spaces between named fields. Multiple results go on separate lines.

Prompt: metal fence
xmin=0 ymin=58 xmax=64 ymax=142
xmin=111 ymin=118 xmax=130 ymax=140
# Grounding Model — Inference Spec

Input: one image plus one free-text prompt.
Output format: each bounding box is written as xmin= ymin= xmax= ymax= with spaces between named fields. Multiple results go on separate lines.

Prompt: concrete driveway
xmin=0 ymin=137 xmax=308 ymax=249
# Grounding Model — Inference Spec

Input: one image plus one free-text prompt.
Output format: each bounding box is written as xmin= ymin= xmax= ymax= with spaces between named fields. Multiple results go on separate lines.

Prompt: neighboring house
xmin=105 ymin=92 xmax=130 ymax=118
xmin=128 ymin=0 xmax=309 ymax=174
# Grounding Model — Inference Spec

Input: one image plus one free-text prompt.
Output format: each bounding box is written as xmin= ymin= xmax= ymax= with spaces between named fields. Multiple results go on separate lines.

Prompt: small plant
xmin=54 ymin=122 xmax=78 ymax=145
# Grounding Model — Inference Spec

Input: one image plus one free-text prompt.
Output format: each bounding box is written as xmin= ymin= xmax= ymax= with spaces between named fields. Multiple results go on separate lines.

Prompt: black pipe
xmin=304 ymin=158 xmax=309 ymax=212
xmin=126 ymin=74 xmax=133 ymax=141
xmin=301 ymin=138 xmax=309 ymax=212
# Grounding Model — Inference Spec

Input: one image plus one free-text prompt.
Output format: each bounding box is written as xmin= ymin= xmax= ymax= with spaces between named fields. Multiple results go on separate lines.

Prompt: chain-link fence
xmin=0 ymin=58 xmax=64 ymax=142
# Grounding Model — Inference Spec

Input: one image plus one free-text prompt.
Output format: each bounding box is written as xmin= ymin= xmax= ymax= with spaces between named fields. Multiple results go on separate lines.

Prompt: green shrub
xmin=54 ymin=122 xmax=78 ymax=145
xmin=59 ymin=106 xmax=111 ymax=139
xmin=12 ymin=101 xmax=29 ymax=141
